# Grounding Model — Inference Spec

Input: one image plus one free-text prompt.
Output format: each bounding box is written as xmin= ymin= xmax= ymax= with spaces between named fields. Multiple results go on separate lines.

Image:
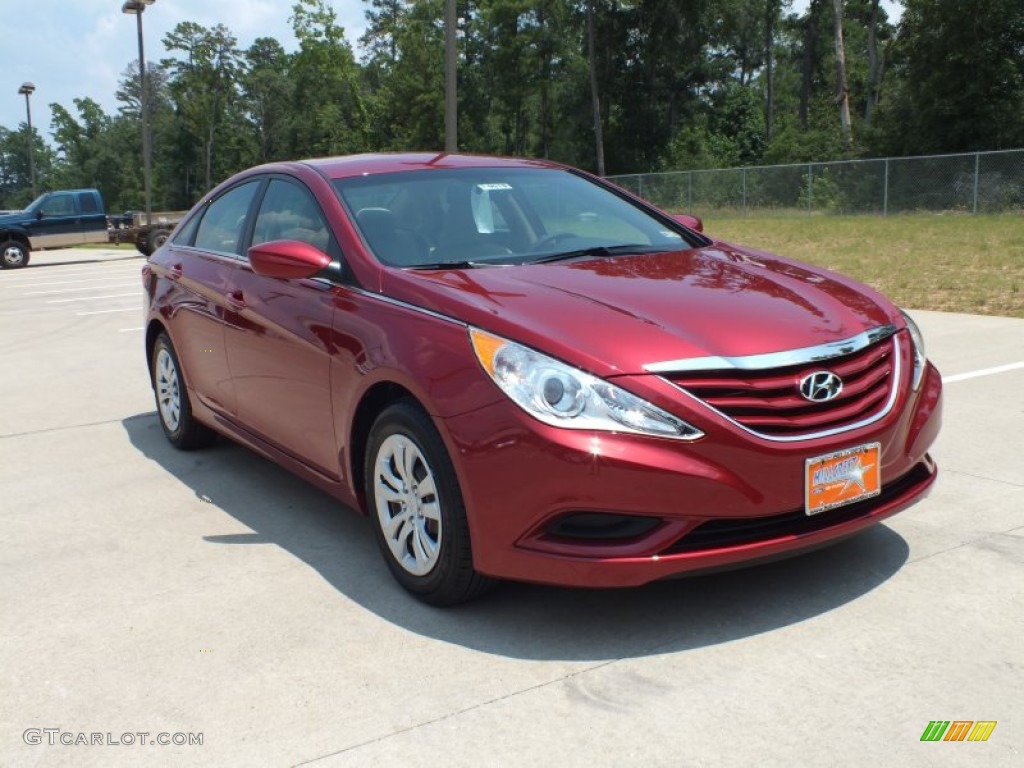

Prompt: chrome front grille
xmin=659 ymin=332 xmax=902 ymax=440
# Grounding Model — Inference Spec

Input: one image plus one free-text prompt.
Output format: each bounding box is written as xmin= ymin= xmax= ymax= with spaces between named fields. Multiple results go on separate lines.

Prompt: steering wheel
xmin=531 ymin=232 xmax=579 ymax=252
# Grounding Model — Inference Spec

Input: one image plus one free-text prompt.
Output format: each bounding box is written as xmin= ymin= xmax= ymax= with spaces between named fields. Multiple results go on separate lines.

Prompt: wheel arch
xmin=347 ymin=380 xmax=425 ymax=515
xmin=0 ymin=229 xmax=31 ymax=248
xmin=145 ymin=318 xmax=169 ymax=381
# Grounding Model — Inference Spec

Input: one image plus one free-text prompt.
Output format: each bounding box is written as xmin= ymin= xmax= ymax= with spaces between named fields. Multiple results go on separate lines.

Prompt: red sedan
xmin=143 ymin=153 xmax=942 ymax=605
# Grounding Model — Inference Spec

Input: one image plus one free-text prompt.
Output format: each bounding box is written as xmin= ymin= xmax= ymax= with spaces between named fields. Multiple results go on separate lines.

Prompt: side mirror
xmin=671 ymin=213 xmax=703 ymax=233
xmin=35 ymin=209 xmax=44 ymax=220
xmin=247 ymin=239 xmax=331 ymax=280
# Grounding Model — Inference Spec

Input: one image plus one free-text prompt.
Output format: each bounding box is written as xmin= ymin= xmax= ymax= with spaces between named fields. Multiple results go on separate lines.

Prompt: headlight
xmin=469 ymin=328 xmax=704 ymax=440
xmin=901 ymin=310 xmax=927 ymax=390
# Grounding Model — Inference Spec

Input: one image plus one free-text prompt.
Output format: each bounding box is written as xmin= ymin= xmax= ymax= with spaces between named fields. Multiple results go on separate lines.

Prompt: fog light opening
xmin=546 ymin=512 xmax=662 ymax=541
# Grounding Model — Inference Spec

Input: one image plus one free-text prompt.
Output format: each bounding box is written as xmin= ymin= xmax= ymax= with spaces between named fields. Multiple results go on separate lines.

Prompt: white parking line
xmin=119 ymin=327 xmax=144 ymax=332
xmin=26 ymin=283 xmax=138 ymax=295
xmin=1 ymin=262 xmax=140 ymax=279
xmin=942 ymin=362 xmax=1024 ymax=384
xmin=76 ymin=307 xmax=141 ymax=315
xmin=9 ymin=275 xmax=142 ymax=288
xmin=47 ymin=293 xmax=140 ymax=303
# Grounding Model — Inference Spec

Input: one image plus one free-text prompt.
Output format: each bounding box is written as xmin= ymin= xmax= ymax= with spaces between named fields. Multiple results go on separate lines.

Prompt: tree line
xmin=0 ymin=0 xmax=1021 ymax=212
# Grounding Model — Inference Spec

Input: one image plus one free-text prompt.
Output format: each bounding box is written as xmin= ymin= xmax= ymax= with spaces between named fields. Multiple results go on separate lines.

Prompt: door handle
xmin=169 ymin=263 xmax=183 ymax=280
xmin=226 ymin=291 xmax=246 ymax=309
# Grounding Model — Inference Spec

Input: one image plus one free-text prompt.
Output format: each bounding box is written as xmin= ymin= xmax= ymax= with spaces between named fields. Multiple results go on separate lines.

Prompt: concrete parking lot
xmin=1 ymin=248 xmax=1022 ymax=767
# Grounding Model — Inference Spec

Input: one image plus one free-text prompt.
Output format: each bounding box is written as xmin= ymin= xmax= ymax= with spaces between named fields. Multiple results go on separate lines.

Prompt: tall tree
xmin=864 ymin=0 xmax=881 ymax=122
xmin=877 ymin=0 xmax=1024 ymax=153
xmin=362 ymin=0 xmax=445 ymax=150
xmin=162 ymin=22 xmax=245 ymax=193
xmin=114 ymin=60 xmax=174 ymax=208
xmin=798 ymin=0 xmax=824 ymax=129
xmin=242 ymin=37 xmax=293 ymax=162
xmin=832 ymin=0 xmax=853 ymax=146
xmin=765 ymin=0 xmax=783 ymax=138
xmin=0 ymin=125 xmax=53 ymax=208
xmin=289 ymin=0 xmax=368 ymax=156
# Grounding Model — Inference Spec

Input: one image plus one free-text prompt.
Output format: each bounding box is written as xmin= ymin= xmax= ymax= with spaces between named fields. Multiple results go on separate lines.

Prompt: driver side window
xmin=252 ymin=179 xmax=332 ymax=254
xmin=41 ymin=194 xmax=75 ymax=216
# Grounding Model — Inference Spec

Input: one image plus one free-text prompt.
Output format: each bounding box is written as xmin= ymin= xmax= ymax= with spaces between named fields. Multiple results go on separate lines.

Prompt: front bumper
xmin=439 ymin=361 xmax=942 ymax=588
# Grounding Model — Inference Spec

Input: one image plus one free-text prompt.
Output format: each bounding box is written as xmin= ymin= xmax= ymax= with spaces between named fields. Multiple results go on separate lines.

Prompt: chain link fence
xmin=608 ymin=149 xmax=1024 ymax=217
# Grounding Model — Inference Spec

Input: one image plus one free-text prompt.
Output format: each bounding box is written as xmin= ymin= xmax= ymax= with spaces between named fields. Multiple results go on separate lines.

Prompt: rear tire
xmin=1 ymin=240 xmax=30 ymax=268
xmin=151 ymin=333 xmax=217 ymax=450
xmin=364 ymin=400 xmax=493 ymax=606
xmin=148 ymin=229 xmax=169 ymax=253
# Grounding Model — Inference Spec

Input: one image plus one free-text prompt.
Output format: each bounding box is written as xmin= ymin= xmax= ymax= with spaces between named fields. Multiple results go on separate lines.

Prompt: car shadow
xmin=123 ymin=412 xmax=909 ymax=662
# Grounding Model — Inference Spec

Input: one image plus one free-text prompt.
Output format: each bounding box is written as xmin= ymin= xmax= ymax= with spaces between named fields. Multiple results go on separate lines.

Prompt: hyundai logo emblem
xmin=799 ymin=371 xmax=843 ymax=403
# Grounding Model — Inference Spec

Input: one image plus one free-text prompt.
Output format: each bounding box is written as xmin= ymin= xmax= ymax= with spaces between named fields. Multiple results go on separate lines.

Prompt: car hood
xmin=0 ymin=211 xmax=28 ymax=224
xmin=383 ymin=244 xmax=902 ymax=376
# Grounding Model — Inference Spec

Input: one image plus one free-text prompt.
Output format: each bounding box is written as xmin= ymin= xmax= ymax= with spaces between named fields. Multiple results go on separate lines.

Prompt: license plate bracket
xmin=805 ymin=442 xmax=881 ymax=516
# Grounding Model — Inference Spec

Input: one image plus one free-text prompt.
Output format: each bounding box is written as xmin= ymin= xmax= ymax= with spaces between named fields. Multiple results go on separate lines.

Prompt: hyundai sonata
xmin=143 ymin=153 xmax=942 ymax=605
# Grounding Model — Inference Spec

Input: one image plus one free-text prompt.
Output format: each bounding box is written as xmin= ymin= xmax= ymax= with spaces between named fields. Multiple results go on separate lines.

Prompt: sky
xmin=0 ymin=0 xmax=368 ymax=133
xmin=791 ymin=0 xmax=904 ymax=24
xmin=2 ymin=0 xmax=905 ymax=138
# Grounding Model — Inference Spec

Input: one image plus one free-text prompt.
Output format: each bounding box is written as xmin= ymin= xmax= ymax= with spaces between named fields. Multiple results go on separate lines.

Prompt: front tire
xmin=151 ymin=333 xmax=216 ymax=450
xmin=1 ymin=240 xmax=30 ymax=268
xmin=364 ymin=401 xmax=492 ymax=606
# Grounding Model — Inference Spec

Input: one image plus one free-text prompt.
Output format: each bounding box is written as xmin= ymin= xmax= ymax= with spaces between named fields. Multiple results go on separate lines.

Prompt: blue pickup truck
xmin=0 ymin=189 xmax=109 ymax=268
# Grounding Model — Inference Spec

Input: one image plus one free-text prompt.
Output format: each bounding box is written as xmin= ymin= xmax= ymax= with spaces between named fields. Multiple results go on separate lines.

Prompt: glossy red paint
xmin=248 ymin=239 xmax=331 ymax=280
xmin=382 ymin=247 xmax=900 ymax=378
xmin=672 ymin=213 xmax=704 ymax=232
xmin=145 ymin=153 xmax=942 ymax=592
xmin=439 ymin=360 xmax=941 ymax=586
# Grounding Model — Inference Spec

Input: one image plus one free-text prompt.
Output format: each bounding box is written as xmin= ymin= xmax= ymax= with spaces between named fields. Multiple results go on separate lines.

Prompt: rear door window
xmin=78 ymin=193 xmax=99 ymax=213
xmin=193 ymin=181 xmax=260 ymax=256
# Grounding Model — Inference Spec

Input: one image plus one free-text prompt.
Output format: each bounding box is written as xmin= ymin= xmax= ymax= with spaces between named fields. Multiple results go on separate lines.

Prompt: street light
xmin=17 ymin=82 xmax=36 ymax=199
xmin=122 ymin=0 xmax=155 ymax=227
xmin=444 ymin=0 xmax=456 ymax=152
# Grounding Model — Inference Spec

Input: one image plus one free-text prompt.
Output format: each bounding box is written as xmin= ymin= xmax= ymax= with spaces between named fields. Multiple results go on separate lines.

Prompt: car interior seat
xmin=435 ymin=184 xmax=513 ymax=260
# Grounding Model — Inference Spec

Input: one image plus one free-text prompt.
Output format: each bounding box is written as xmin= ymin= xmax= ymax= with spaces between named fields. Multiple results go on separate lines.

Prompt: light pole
xmin=444 ymin=0 xmax=456 ymax=152
xmin=17 ymin=82 xmax=36 ymax=199
xmin=122 ymin=0 xmax=155 ymax=226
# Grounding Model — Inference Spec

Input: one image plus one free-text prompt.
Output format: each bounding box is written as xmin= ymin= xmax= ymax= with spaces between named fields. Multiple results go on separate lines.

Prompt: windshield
xmin=23 ymin=193 xmax=49 ymax=212
xmin=332 ymin=167 xmax=703 ymax=268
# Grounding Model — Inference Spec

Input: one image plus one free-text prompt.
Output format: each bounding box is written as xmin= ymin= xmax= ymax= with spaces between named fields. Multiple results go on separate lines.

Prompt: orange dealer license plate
xmin=805 ymin=442 xmax=881 ymax=516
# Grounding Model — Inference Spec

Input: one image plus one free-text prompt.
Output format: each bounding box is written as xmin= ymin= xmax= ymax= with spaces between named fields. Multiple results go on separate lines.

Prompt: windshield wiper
xmin=405 ymin=260 xmax=507 ymax=270
xmin=530 ymin=244 xmax=666 ymax=264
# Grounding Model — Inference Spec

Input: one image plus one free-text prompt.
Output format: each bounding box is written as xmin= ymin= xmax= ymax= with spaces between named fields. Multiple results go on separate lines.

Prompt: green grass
xmin=702 ymin=214 xmax=1024 ymax=318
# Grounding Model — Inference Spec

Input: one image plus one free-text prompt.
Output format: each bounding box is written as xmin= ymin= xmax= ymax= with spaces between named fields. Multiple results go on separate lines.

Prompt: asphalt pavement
xmin=1 ymin=247 xmax=1021 ymax=767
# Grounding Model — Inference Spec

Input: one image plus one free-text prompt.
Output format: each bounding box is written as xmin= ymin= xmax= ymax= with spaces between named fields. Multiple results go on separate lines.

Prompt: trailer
xmin=109 ymin=210 xmax=187 ymax=256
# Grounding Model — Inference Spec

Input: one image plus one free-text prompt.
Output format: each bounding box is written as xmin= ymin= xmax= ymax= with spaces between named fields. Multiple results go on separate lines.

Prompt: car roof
xmin=296 ymin=153 xmax=565 ymax=180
